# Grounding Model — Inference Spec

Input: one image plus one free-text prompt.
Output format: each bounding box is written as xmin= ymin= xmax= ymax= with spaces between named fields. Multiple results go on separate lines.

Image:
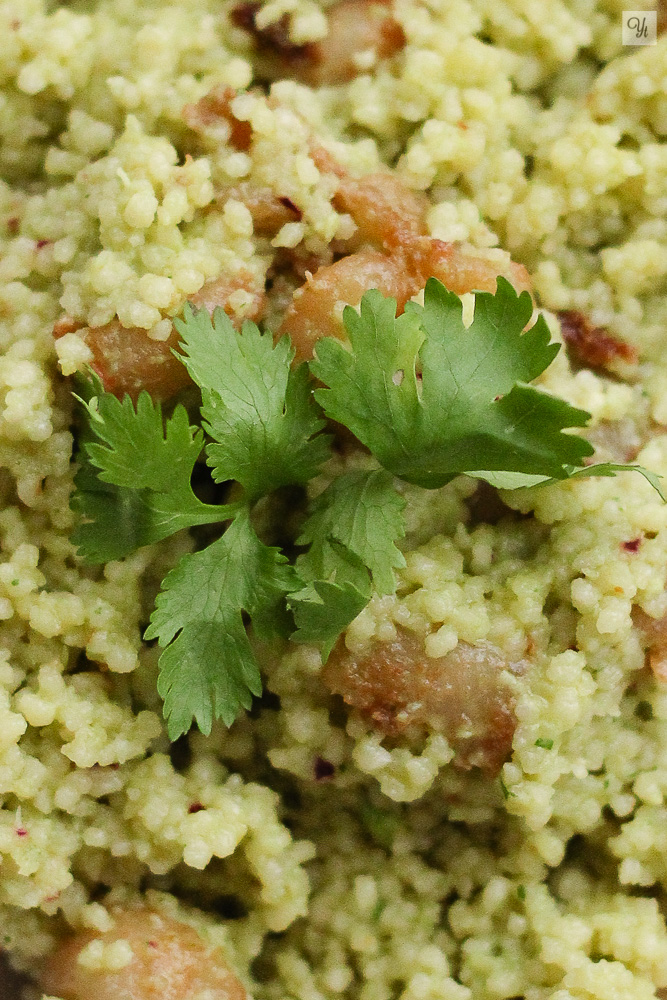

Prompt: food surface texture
xmin=1 ymin=2 xmax=667 ymax=1000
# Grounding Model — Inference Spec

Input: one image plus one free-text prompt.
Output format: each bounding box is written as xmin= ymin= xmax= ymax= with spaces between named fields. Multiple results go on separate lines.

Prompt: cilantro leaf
xmin=174 ymin=305 xmax=331 ymax=501
xmin=146 ymin=510 xmax=299 ymax=739
xmin=297 ymin=470 xmax=406 ymax=595
xmin=311 ymin=278 xmax=595 ymax=490
xmin=290 ymin=579 xmax=369 ymax=659
xmin=69 ymin=278 xmax=664 ymax=744
xmin=477 ymin=463 xmax=664 ymax=499
xmin=71 ymin=376 xmax=235 ymax=563
xmin=565 ymin=462 xmax=665 ymax=499
xmin=287 ymin=471 xmax=404 ymax=656
xmin=83 ymin=388 xmax=202 ymax=493
xmin=70 ymin=456 xmax=186 ymax=563
xmin=289 ymin=533 xmax=371 ymax=659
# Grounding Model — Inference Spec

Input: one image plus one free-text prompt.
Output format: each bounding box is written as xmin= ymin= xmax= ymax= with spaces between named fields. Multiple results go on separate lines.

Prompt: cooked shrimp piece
xmin=55 ymin=315 xmax=189 ymax=401
xmin=58 ymin=319 xmax=191 ymax=403
xmin=187 ymin=269 xmax=265 ymax=321
xmin=323 ymin=629 xmax=520 ymax=774
xmin=311 ymin=146 xmax=427 ymax=250
xmin=280 ymin=238 xmax=531 ymax=361
xmin=279 ymin=248 xmax=414 ymax=360
xmin=311 ymin=147 xmax=530 ymax=287
xmin=182 ymin=85 xmax=252 ymax=151
xmin=224 ymin=183 xmax=303 ymax=236
xmin=412 ymin=238 xmax=531 ymax=297
xmin=323 ymin=172 xmax=427 ymax=253
xmin=634 ymin=606 xmax=667 ymax=683
xmin=335 ymin=172 xmax=427 ymax=249
xmin=54 ymin=271 xmax=265 ymax=401
xmin=40 ymin=905 xmax=247 ymax=1000
xmin=303 ymin=0 xmax=406 ymax=86
xmin=232 ymin=0 xmax=405 ymax=87
xmin=558 ymin=310 xmax=638 ymax=374
xmin=280 ymin=150 xmax=532 ymax=359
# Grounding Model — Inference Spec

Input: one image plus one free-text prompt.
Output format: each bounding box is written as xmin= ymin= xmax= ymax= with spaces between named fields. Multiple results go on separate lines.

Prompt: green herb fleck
xmin=359 ymin=802 xmax=400 ymax=850
xmin=635 ymin=700 xmax=653 ymax=721
xmin=499 ymin=777 xmax=516 ymax=800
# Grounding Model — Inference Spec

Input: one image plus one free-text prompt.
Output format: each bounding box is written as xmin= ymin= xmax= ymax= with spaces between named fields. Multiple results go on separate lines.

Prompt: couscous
xmin=2 ymin=1 xmax=667 ymax=998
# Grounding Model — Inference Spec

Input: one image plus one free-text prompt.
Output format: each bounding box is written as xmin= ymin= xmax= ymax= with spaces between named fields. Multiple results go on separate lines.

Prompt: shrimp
xmin=277 ymin=248 xmax=415 ymax=359
xmin=54 ymin=270 xmax=265 ymax=401
xmin=54 ymin=317 xmax=191 ymax=402
xmin=323 ymin=629 xmax=521 ymax=774
xmin=39 ymin=905 xmax=247 ymax=1000
xmin=232 ymin=0 xmax=405 ymax=87
xmin=225 ymin=184 xmax=303 ymax=237
xmin=310 ymin=146 xmax=428 ymax=251
xmin=280 ymin=152 xmax=532 ymax=361
xmin=585 ymin=418 xmax=644 ymax=464
xmin=184 ymin=89 xmax=312 ymax=242
xmin=187 ymin=270 xmax=265 ymax=321
xmin=633 ymin=606 xmax=667 ymax=683
xmin=558 ymin=310 xmax=638 ymax=374
xmin=182 ymin=85 xmax=252 ymax=152
xmin=412 ymin=237 xmax=531 ymax=297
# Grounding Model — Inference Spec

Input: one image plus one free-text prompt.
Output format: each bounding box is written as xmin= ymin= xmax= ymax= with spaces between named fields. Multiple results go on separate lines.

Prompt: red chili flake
xmin=15 ymin=827 xmax=28 ymax=838
xmin=147 ymin=940 xmax=159 ymax=949
xmin=278 ymin=196 xmax=303 ymax=221
xmin=188 ymin=802 xmax=205 ymax=814
xmin=35 ymin=239 xmax=51 ymax=250
xmin=622 ymin=538 xmax=642 ymax=553
xmin=457 ymin=121 xmax=468 ymax=130
xmin=314 ymin=757 xmax=335 ymax=780
xmin=7 ymin=217 xmax=19 ymax=235
xmin=558 ymin=310 xmax=638 ymax=372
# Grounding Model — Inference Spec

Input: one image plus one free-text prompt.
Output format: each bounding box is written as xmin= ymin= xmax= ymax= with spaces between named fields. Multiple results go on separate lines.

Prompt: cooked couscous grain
xmin=2 ymin=2 xmax=667 ymax=999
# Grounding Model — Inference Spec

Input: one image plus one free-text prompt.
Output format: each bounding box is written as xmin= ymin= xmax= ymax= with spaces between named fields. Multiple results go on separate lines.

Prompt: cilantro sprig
xmin=71 ymin=374 xmax=238 ymax=563
xmin=70 ymin=278 xmax=661 ymax=739
xmin=289 ymin=469 xmax=406 ymax=657
xmin=175 ymin=305 xmax=331 ymax=501
xmin=146 ymin=510 xmax=298 ymax=734
xmin=312 ymin=278 xmax=594 ymax=488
